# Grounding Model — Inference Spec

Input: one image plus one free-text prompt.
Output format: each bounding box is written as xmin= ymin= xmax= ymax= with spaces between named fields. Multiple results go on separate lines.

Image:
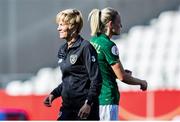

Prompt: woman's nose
xmin=57 ymin=25 xmax=61 ymax=31
xmin=57 ymin=27 xmax=60 ymax=31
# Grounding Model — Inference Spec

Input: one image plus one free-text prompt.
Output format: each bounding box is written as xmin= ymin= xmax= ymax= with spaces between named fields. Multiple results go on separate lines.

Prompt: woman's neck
xmin=104 ymin=27 xmax=113 ymax=38
xmin=67 ymin=34 xmax=79 ymax=48
xmin=105 ymin=31 xmax=112 ymax=39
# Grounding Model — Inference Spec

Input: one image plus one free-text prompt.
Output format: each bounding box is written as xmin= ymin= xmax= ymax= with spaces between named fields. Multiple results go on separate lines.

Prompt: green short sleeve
xmin=102 ymin=43 xmax=119 ymax=65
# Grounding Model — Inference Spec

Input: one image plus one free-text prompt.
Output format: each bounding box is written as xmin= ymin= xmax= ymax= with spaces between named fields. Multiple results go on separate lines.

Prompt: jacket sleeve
xmin=50 ymin=83 xmax=62 ymax=98
xmin=83 ymin=42 xmax=102 ymax=105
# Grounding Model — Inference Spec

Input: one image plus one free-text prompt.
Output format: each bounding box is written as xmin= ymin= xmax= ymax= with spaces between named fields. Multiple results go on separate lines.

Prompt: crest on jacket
xmin=70 ymin=54 xmax=77 ymax=64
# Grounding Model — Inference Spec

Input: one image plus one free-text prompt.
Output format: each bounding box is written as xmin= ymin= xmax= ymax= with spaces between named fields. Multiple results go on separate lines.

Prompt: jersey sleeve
xmin=102 ymin=42 xmax=119 ymax=65
xmin=50 ymin=83 xmax=62 ymax=98
xmin=83 ymin=42 xmax=102 ymax=105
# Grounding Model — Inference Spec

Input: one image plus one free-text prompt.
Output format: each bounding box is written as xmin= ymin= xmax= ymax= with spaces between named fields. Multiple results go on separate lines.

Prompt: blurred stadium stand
xmin=0 ymin=0 xmax=180 ymax=91
xmin=2 ymin=5 xmax=180 ymax=95
xmin=116 ymin=8 xmax=180 ymax=91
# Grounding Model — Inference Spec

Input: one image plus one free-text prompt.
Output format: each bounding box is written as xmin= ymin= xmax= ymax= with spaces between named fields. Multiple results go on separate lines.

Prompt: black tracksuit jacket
xmin=51 ymin=35 xmax=102 ymax=110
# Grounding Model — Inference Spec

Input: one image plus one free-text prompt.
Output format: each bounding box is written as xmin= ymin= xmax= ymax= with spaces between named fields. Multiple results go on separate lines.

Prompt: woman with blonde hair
xmin=88 ymin=7 xmax=148 ymax=120
xmin=43 ymin=9 xmax=102 ymax=120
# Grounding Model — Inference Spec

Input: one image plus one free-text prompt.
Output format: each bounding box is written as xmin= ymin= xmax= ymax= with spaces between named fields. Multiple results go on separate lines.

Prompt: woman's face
xmin=57 ymin=20 xmax=71 ymax=40
xmin=112 ymin=14 xmax=122 ymax=35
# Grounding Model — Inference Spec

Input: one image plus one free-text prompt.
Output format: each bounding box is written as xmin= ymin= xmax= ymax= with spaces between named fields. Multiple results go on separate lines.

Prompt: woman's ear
xmin=70 ymin=26 xmax=79 ymax=37
xmin=107 ymin=21 xmax=113 ymax=29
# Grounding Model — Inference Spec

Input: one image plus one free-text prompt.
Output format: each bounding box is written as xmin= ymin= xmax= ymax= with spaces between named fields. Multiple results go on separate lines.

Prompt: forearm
xmin=50 ymin=83 xmax=62 ymax=98
xmin=86 ymin=60 xmax=102 ymax=105
xmin=121 ymin=74 xmax=143 ymax=85
xmin=112 ymin=62 xmax=143 ymax=86
xmin=83 ymin=44 xmax=102 ymax=105
xmin=87 ymin=79 xmax=102 ymax=103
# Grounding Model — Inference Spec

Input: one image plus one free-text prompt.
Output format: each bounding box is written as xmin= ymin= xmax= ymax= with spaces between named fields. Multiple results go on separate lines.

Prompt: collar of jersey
xmin=97 ymin=33 xmax=110 ymax=40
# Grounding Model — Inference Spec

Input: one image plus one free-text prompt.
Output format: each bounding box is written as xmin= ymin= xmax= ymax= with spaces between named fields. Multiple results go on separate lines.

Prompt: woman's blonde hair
xmin=88 ymin=7 xmax=119 ymax=36
xmin=56 ymin=9 xmax=83 ymax=33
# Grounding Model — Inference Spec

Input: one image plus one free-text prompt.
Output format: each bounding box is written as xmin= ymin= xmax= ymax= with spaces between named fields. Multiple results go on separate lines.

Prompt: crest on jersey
xmin=111 ymin=45 xmax=119 ymax=56
xmin=70 ymin=54 xmax=77 ymax=64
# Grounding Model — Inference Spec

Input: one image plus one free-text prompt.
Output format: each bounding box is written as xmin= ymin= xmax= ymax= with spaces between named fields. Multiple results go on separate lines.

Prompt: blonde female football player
xmin=88 ymin=7 xmax=148 ymax=120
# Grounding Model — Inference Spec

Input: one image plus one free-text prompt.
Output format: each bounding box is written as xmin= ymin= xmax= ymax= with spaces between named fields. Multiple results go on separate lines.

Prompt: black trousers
xmin=57 ymin=104 xmax=99 ymax=120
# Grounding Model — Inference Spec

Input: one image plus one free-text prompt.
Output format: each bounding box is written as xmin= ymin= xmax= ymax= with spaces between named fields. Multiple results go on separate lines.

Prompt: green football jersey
xmin=90 ymin=33 xmax=120 ymax=105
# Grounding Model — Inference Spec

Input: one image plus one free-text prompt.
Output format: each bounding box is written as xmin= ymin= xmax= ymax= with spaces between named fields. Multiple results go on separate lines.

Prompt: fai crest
xmin=70 ymin=55 xmax=77 ymax=64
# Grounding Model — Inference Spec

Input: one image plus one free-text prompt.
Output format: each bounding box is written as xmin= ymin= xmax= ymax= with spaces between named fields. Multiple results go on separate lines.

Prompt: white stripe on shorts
xmin=99 ymin=105 xmax=119 ymax=120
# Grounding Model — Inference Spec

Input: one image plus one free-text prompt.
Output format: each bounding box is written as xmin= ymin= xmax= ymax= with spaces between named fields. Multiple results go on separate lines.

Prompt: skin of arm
xmin=111 ymin=60 xmax=147 ymax=91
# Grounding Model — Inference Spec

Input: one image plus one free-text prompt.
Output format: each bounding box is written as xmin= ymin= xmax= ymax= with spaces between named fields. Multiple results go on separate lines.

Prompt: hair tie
xmin=99 ymin=10 xmax=101 ymax=18
xmin=73 ymin=9 xmax=80 ymax=15
xmin=98 ymin=10 xmax=103 ymax=32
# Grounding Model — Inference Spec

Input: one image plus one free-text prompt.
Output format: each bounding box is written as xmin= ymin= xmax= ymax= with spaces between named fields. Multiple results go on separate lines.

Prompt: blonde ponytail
xmin=88 ymin=7 xmax=119 ymax=36
xmin=88 ymin=9 xmax=101 ymax=36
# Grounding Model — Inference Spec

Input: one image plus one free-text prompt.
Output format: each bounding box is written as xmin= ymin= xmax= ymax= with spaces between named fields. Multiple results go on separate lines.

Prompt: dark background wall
xmin=0 ymin=0 xmax=180 ymax=75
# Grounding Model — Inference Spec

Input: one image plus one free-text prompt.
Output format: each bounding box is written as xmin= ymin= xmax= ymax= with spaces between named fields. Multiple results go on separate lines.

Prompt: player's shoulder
xmin=102 ymin=38 xmax=116 ymax=50
xmin=98 ymin=34 xmax=115 ymax=46
xmin=80 ymin=39 xmax=97 ymax=54
xmin=81 ymin=38 xmax=92 ymax=48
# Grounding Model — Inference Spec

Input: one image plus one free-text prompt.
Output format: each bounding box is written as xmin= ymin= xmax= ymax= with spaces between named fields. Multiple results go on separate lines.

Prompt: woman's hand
xmin=78 ymin=101 xmax=91 ymax=119
xmin=140 ymin=80 xmax=148 ymax=91
xmin=125 ymin=69 xmax=132 ymax=76
xmin=43 ymin=94 xmax=55 ymax=107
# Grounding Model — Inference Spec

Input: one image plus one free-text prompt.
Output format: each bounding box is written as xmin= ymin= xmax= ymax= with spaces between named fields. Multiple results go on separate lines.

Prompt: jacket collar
xmin=69 ymin=35 xmax=82 ymax=49
xmin=59 ymin=35 xmax=82 ymax=53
